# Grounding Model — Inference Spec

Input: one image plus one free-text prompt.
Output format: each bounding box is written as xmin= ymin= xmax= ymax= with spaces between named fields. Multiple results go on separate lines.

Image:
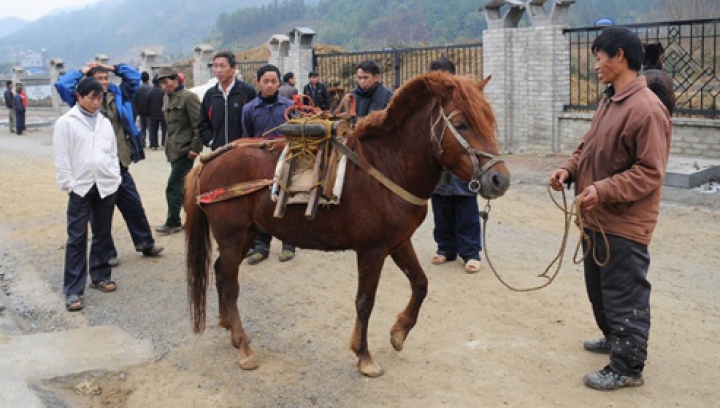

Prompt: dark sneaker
xmin=108 ymin=257 xmax=120 ymax=267
xmin=155 ymin=225 xmax=182 ymax=235
xmin=141 ymin=245 xmax=164 ymax=256
xmin=279 ymin=249 xmax=295 ymax=262
xmin=247 ymin=252 xmax=269 ymax=265
xmin=583 ymin=366 xmax=643 ymax=390
xmin=583 ymin=337 xmax=611 ymax=354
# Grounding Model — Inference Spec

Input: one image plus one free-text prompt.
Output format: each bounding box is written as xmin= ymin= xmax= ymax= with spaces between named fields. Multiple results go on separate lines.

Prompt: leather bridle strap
xmin=329 ymin=138 xmax=427 ymax=206
xmin=437 ymin=108 xmax=504 ymax=191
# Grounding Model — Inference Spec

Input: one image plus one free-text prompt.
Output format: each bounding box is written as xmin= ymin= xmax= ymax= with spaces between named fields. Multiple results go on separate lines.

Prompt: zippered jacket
xmin=198 ymin=80 xmax=257 ymax=150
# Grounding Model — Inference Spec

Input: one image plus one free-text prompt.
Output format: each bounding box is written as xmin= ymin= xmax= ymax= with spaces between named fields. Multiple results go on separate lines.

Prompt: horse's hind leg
xmin=215 ymin=239 xmax=258 ymax=370
xmin=351 ymin=249 xmax=386 ymax=377
xmin=388 ymin=240 xmax=428 ymax=352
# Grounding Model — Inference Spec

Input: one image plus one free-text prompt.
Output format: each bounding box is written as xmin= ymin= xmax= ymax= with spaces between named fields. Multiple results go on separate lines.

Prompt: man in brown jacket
xmin=550 ymin=27 xmax=672 ymax=391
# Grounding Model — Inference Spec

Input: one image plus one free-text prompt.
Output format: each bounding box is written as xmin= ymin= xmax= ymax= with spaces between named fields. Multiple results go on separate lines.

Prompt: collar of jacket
xmin=215 ymin=79 xmax=236 ymax=94
xmin=606 ymin=75 xmax=647 ymax=104
xmin=354 ymin=83 xmax=379 ymax=98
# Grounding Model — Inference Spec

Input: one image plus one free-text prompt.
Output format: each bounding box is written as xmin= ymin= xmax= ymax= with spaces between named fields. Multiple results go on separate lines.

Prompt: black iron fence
xmin=565 ymin=18 xmax=720 ymax=117
xmin=236 ymin=60 xmax=270 ymax=89
xmin=313 ymin=43 xmax=483 ymax=92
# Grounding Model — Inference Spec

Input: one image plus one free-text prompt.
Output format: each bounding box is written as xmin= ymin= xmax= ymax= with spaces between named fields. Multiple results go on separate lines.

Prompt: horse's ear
xmin=424 ymin=74 xmax=454 ymax=103
xmin=477 ymin=75 xmax=492 ymax=91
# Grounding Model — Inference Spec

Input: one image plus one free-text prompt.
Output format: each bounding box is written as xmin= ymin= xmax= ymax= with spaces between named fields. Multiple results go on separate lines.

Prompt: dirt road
xmin=0 ymin=123 xmax=718 ymax=407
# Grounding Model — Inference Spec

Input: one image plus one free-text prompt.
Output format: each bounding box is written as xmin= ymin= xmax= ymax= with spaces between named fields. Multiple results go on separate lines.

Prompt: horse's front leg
xmin=215 ymin=240 xmax=258 ymax=370
xmin=389 ymin=239 xmax=428 ymax=352
xmin=351 ymin=249 xmax=387 ymax=377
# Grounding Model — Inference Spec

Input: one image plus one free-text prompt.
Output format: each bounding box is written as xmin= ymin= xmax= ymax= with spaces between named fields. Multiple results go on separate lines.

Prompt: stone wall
xmin=559 ymin=113 xmax=720 ymax=159
xmin=483 ymin=25 xmax=570 ymax=154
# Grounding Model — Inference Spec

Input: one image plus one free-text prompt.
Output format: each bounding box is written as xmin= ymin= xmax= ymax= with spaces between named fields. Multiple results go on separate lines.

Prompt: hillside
xmin=0 ymin=0 xmax=278 ymax=68
xmin=0 ymin=17 xmax=28 ymax=39
xmin=1 ymin=0 xmax=716 ymax=69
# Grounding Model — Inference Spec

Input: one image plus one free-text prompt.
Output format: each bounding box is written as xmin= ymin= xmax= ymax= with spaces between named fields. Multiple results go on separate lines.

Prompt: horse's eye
xmin=453 ymin=123 xmax=467 ymax=131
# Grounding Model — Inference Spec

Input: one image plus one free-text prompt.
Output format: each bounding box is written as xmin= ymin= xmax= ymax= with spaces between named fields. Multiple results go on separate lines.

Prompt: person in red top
xmin=550 ymin=27 xmax=672 ymax=391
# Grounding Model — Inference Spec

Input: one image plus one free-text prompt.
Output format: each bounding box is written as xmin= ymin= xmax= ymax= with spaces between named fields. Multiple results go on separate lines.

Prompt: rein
xmin=431 ymin=107 xmax=504 ymax=193
xmin=481 ymin=183 xmax=610 ymax=292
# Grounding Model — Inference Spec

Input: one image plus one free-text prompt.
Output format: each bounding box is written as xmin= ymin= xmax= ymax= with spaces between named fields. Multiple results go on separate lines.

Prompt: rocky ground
xmin=0 ymin=116 xmax=718 ymax=407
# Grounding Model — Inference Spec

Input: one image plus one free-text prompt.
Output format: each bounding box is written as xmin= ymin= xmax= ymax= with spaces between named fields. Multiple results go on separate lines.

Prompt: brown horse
xmin=184 ymin=71 xmax=511 ymax=377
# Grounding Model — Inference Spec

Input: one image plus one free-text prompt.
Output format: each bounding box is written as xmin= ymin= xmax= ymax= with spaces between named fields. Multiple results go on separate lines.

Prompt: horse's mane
xmin=350 ymin=72 xmax=497 ymax=147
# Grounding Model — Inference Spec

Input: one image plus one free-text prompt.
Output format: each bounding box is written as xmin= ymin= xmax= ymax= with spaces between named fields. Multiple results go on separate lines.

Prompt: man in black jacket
xmin=350 ymin=60 xmax=393 ymax=118
xmin=4 ymin=81 xmax=14 ymax=134
xmin=134 ymin=71 xmax=152 ymax=147
xmin=198 ymin=51 xmax=257 ymax=151
xmin=147 ymin=76 xmax=167 ymax=149
xmin=302 ymin=71 xmax=331 ymax=110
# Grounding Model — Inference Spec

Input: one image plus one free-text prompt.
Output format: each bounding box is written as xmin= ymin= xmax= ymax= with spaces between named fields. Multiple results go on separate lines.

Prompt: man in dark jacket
xmin=148 ymin=76 xmax=167 ymax=149
xmin=198 ymin=51 xmax=256 ymax=151
xmin=241 ymin=64 xmax=295 ymax=264
xmin=428 ymin=58 xmax=482 ymax=274
xmin=4 ymin=81 xmax=14 ymax=134
xmin=350 ymin=60 xmax=393 ymax=118
xmin=302 ymin=71 xmax=331 ymax=110
xmin=55 ymin=61 xmax=163 ymax=265
xmin=134 ymin=71 xmax=152 ymax=147
xmin=156 ymin=67 xmax=203 ymax=235
xmin=13 ymin=83 xmax=25 ymax=135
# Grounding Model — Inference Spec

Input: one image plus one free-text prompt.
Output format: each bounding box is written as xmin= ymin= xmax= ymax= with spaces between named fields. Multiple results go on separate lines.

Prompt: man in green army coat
xmin=155 ymin=67 xmax=203 ymax=234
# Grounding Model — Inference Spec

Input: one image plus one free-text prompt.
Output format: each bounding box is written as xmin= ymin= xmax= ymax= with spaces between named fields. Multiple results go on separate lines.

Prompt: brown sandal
xmin=65 ymin=294 xmax=84 ymax=311
xmin=90 ymin=280 xmax=117 ymax=293
xmin=431 ymin=254 xmax=448 ymax=265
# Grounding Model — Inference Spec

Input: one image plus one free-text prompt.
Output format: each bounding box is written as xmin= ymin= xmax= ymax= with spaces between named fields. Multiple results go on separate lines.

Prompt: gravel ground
xmin=1 ymin=114 xmax=719 ymax=407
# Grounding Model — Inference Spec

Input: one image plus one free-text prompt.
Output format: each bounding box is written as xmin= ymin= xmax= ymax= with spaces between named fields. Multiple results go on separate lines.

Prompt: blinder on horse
xmin=431 ymin=106 xmax=504 ymax=193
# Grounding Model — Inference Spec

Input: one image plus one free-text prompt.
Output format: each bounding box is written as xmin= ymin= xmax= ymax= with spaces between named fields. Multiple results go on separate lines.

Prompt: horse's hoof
xmin=237 ymin=350 xmax=259 ymax=370
xmin=390 ymin=329 xmax=406 ymax=351
xmin=357 ymin=359 xmax=385 ymax=377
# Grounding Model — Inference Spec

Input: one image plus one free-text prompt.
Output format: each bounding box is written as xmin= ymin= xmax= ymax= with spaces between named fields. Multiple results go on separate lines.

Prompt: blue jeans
xmin=64 ymin=186 xmax=116 ymax=296
xmin=431 ymin=194 xmax=482 ymax=262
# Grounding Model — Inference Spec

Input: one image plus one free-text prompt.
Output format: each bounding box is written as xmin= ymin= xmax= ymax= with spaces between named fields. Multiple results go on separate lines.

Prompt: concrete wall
xmin=559 ymin=113 xmax=720 ymax=159
xmin=483 ymin=25 xmax=570 ymax=155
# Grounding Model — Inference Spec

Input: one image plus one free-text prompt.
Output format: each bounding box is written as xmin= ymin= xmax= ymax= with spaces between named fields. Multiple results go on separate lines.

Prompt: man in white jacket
xmin=53 ymin=77 xmax=121 ymax=312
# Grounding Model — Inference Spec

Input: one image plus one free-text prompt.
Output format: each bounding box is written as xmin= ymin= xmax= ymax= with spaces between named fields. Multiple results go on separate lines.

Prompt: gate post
xmin=481 ymin=0 xmax=574 ymax=154
xmin=49 ymin=58 xmax=65 ymax=112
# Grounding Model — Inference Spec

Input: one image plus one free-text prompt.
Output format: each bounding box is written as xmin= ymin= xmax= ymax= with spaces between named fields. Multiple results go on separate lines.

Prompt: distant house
xmin=17 ymin=49 xmax=48 ymax=75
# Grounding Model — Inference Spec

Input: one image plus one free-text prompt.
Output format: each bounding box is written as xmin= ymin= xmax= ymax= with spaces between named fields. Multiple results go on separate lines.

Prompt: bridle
xmin=431 ymin=106 xmax=504 ymax=193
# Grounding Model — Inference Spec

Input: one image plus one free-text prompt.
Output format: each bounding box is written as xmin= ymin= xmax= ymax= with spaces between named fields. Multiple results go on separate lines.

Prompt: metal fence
xmin=236 ymin=60 xmax=271 ymax=89
xmin=313 ymin=43 xmax=483 ymax=92
xmin=565 ymin=18 xmax=720 ymax=117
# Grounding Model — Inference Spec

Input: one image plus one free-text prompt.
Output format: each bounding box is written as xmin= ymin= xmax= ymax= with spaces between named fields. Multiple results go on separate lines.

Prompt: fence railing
xmin=565 ymin=18 xmax=720 ymax=118
xmin=236 ymin=60 xmax=271 ymax=89
xmin=313 ymin=43 xmax=483 ymax=92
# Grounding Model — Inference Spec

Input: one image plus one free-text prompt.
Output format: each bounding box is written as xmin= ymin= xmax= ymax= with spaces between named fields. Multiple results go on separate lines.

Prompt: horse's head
xmin=424 ymin=72 xmax=511 ymax=199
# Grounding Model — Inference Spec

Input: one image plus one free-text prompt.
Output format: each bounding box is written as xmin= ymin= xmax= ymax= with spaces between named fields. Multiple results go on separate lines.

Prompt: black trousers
xmin=95 ymin=166 xmax=155 ymax=258
xmin=149 ymin=118 xmax=167 ymax=148
xmin=64 ymin=186 xmax=116 ymax=296
xmin=583 ymin=230 xmax=651 ymax=376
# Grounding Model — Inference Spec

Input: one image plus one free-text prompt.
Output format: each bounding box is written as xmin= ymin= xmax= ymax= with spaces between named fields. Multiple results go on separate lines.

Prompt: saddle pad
xmin=271 ymin=145 xmax=347 ymax=205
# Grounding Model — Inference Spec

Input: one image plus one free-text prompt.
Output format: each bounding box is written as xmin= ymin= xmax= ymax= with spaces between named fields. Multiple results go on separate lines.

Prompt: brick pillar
xmin=49 ymin=58 xmax=65 ymax=112
xmin=287 ymin=28 xmax=316 ymax=90
xmin=482 ymin=0 xmax=573 ymax=154
xmin=192 ymin=44 xmax=214 ymax=86
xmin=268 ymin=35 xmax=290 ymax=75
xmin=138 ymin=50 xmax=158 ymax=78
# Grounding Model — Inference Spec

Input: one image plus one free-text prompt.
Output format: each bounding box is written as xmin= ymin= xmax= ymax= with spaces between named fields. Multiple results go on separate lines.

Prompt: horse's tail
xmin=184 ymin=165 xmax=212 ymax=334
